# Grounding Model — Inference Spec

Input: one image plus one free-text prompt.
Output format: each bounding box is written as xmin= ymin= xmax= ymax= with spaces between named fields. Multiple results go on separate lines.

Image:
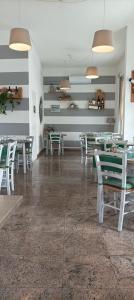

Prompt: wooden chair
xmin=49 ymin=132 xmax=62 ymax=156
xmin=16 ymin=136 xmax=34 ymax=172
xmin=94 ymin=149 xmax=134 ymax=231
xmin=0 ymin=142 xmax=17 ymax=195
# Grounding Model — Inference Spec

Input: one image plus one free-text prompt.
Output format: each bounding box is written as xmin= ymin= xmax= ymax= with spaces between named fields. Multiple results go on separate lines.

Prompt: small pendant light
xmin=9 ymin=0 xmax=31 ymax=52
xmin=85 ymin=66 xmax=99 ymax=79
xmin=59 ymin=79 xmax=71 ymax=91
xmin=92 ymin=0 xmax=114 ymax=53
xmin=9 ymin=28 xmax=31 ymax=51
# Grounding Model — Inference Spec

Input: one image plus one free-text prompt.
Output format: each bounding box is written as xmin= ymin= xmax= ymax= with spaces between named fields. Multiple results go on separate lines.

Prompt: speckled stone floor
xmin=0 ymin=151 xmax=134 ymax=300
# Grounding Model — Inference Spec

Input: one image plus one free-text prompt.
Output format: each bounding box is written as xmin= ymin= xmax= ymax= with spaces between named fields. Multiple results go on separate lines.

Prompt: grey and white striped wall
xmin=44 ymin=68 xmax=116 ymax=148
xmin=0 ymin=45 xmax=29 ymax=135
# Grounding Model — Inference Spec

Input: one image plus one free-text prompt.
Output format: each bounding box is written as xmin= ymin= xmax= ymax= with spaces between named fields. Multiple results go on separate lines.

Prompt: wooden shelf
xmin=0 ymin=87 xmax=23 ymax=100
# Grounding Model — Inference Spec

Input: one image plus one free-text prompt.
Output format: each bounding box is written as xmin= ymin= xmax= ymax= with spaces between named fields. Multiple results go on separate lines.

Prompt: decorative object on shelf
xmin=39 ymin=96 xmax=43 ymax=123
xmin=56 ymin=86 xmax=61 ymax=92
xmin=58 ymin=92 xmax=71 ymax=101
xmin=68 ymin=102 xmax=78 ymax=110
xmin=43 ymin=126 xmax=54 ymax=137
xmin=88 ymin=89 xmax=105 ymax=110
xmin=0 ymin=87 xmax=23 ymax=114
xmin=92 ymin=0 xmax=114 ymax=53
xmin=85 ymin=66 xmax=99 ymax=79
xmin=51 ymin=105 xmax=60 ymax=113
xmin=88 ymin=99 xmax=98 ymax=110
xmin=96 ymin=89 xmax=105 ymax=109
xmin=0 ymin=86 xmax=23 ymax=100
xmin=129 ymin=71 xmax=134 ymax=102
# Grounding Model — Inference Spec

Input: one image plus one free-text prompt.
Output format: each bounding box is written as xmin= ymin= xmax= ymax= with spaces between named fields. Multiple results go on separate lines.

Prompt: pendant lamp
xmin=92 ymin=0 xmax=114 ymax=53
xmin=85 ymin=66 xmax=99 ymax=79
xmin=9 ymin=27 xmax=31 ymax=51
xmin=92 ymin=29 xmax=114 ymax=53
xmin=59 ymin=79 xmax=71 ymax=91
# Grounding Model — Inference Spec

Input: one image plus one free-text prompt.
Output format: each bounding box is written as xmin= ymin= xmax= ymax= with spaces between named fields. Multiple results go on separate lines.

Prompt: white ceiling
xmin=0 ymin=0 xmax=133 ymax=68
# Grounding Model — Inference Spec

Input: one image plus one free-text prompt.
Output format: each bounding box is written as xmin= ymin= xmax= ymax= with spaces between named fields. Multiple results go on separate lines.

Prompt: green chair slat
xmin=1 ymin=145 xmax=7 ymax=162
xmin=100 ymin=154 xmax=122 ymax=173
xmin=93 ymin=153 xmax=122 ymax=172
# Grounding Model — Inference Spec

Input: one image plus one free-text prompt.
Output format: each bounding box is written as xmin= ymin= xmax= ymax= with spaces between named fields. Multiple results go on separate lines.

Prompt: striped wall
xmin=0 ymin=46 xmax=29 ymax=135
xmin=44 ymin=75 xmax=116 ymax=148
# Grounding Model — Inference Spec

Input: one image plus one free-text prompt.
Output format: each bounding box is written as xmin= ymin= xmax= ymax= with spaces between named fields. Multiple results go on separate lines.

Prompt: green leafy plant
xmin=0 ymin=92 xmax=20 ymax=114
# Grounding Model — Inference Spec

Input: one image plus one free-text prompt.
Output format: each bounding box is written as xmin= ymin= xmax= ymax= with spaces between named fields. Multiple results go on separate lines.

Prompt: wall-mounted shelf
xmin=0 ymin=86 xmax=23 ymax=100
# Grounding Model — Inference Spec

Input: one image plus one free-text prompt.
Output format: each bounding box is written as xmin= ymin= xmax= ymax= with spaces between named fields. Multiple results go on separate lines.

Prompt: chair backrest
xmin=112 ymin=133 xmax=123 ymax=140
xmin=25 ymin=136 xmax=34 ymax=151
xmin=94 ymin=149 xmax=127 ymax=189
xmin=0 ymin=145 xmax=3 ymax=160
xmin=50 ymin=132 xmax=61 ymax=143
xmin=79 ymin=134 xmax=86 ymax=146
xmin=6 ymin=141 xmax=17 ymax=167
xmin=104 ymin=140 xmax=128 ymax=151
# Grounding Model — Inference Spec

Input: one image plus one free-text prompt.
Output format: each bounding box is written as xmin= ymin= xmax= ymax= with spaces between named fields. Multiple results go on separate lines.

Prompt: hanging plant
xmin=0 ymin=91 xmax=20 ymax=114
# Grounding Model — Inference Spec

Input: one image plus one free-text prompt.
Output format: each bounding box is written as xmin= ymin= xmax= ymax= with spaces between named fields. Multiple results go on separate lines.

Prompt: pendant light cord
xmin=103 ymin=0 xmax=106 ymax=29
xmin=18 ymin=0 xmax=21 ymax=26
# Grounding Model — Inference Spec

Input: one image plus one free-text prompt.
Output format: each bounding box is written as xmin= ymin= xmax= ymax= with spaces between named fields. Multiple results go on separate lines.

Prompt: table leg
xmin=23 ymin=143 xmax=26 ymax=174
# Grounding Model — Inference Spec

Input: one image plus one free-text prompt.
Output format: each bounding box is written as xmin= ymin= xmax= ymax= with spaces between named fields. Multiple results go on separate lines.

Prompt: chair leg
xmin=113 ymin=192 xmax=117 ymax=214
xmin=50 ymin=143 xmax=53 ymax=156
xmin=17 ymin=154 xmax=19 ymax=173
xmin=98 ymin=185 xmax=104 ymax=223
xmin=6 ymin=168 xmax=11 ymax=195
xmin=62 ymin=141 xmax=64 ymax=155
xmin=11 ymin=166 xmax=14 ymax=191
xmin=58 ymin=143 xmax=61 ymax=156
xmin=118 ymin=190 xmax=126 ymax=232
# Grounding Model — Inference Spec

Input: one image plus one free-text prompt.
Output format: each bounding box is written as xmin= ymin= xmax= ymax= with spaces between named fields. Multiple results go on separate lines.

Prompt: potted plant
xmin=0 ymin=91 xmax=20 ymax=114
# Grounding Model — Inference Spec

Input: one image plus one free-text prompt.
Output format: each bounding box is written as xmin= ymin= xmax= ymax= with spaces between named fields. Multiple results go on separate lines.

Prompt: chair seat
xmin=104 ymin=176 xmax=134 ymax=190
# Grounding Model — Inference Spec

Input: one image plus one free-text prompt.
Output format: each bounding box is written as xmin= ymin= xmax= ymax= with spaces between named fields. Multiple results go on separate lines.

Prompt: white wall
xmin=29 ymin=43 xmax=44 ymax=160
xmin=123 ymin=22 xmax=134 ymax=141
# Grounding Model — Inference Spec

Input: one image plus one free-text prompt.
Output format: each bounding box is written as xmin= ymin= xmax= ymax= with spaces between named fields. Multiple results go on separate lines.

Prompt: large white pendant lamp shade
xmin=85 ymin=66 xmax=99 ymax=79
xmin=59 ymin=79 xmax=71 ymax=91
xmin=9 ymin=28 xmax=31 ymax=51
xmin=92 ymin=29 xmax=114 ymax=53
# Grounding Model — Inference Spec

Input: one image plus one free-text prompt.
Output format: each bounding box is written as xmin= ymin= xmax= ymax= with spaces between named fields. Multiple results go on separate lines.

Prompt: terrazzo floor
xmin=0 ymin=151 xmax=134 ymax=300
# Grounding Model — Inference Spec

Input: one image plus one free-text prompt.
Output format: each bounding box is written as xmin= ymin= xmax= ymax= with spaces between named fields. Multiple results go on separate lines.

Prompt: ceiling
xmin=0 ymin=0 xmax=133 ymax=68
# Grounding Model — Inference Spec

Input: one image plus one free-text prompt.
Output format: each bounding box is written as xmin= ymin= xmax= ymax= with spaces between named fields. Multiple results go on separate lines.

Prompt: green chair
xmin=16 ymin=136 xmax=34 ymax=172
xmin=50 ymin=132 xmax=62 ymax=156
xmin=94 ymin=149 xmax=134 ymax=231
xmin=0 ymin=142 xmax=17 ymax=194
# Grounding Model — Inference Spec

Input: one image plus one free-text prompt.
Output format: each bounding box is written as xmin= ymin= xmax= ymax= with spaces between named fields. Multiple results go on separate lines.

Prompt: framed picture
xmin=51 ymin=105 xmax=60 ymax=112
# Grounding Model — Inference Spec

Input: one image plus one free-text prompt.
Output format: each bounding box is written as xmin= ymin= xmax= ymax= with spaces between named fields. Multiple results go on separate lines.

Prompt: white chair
xmin=50 ymin=132 xmax=62 ymax=156
xmin=94 ymin=149 xmax=134 ymax=231
xmin=16 ymin=136 xmax=34 ymax=172
xmin=0 ymin=142 xmax=17 ymax=195
xmin=112 ymin=133 xmax=123 ymax=140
